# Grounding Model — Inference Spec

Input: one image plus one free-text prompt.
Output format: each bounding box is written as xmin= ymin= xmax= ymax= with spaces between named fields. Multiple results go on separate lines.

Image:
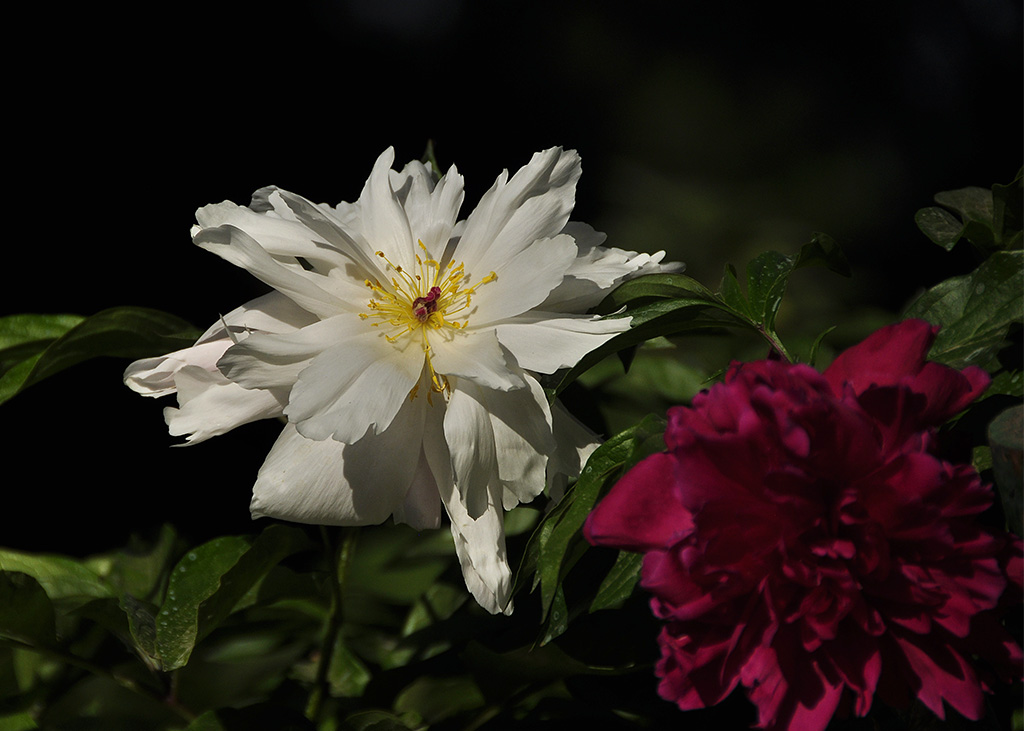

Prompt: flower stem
xmin=305 ymin=526 xmax=359 ymax=723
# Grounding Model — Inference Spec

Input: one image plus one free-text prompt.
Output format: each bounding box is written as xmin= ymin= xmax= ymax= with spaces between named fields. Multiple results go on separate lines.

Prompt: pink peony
xmin=584 ymin=319 xmax=1022 ymax=730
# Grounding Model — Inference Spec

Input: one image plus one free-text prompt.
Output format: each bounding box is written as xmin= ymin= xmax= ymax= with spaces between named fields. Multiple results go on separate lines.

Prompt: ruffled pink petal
xmin=584 ymin=452 xmax=693 ymax=551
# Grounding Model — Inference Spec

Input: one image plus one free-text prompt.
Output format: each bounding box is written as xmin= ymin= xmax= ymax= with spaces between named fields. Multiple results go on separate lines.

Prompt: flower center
xmin=360 ymin=241 xmax=496 ymax=395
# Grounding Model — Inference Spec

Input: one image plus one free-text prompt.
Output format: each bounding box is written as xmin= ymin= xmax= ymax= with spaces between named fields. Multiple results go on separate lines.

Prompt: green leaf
xmin=521 ymin=415 xmax=665 ymax=637
xmin=746 ymin=250 xmax=794 ymax=332
xmin=0 ymin=307 xmax=199 ymax=406
xmin=588 ymin=551 xmax=643 ymax=612
xmin=0 ymin=313 xmax=84 ymax=362
xmin=719 ymin=264 xmax=751 ymax=319
xmin=916 ymin=173 xmax=1023 ymax=253
xmin=0 ymin=550 xmax=112 ymax=606
xmin=904 ymin=250 xmax=1023 ymax=369
xmin=0 ymin=572 xmax=56 ymax=648
xmin=992 ymin=167 xmax=1023 ymax=250
xmin=155 ymin=525 xmax=309 ymax=671
xmin=915 ymin=206 xmax=967 ymax=251
xmin=121 ymin=593 xmax=159 ymax=661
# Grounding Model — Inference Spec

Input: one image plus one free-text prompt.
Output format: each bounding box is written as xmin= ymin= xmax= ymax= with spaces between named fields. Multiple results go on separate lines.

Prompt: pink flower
xmin=584 ymin=320 xmax=1022 ymax=730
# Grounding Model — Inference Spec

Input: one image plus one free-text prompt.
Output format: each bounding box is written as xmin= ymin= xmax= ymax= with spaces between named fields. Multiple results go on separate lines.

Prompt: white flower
xmin=125 ymin=147 xmax=682 ymax=614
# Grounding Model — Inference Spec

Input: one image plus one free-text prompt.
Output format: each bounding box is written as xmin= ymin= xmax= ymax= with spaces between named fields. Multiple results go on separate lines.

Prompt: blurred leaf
xmin=0 ymin=307 xmax=198 ymax=406
xmin=344 ymin=710 xmax=417 ymax=731
xmin=344 ymin=525 xmax=452 ymax=606
xmin=329 ymin=639 xmax=372 ymax=698
xmin=904 ymin=250 xmax=1023 ymax=369
xmin=0 ymin=550 xmax=112 ymax=606
xmin=105 ymin=524 xmax=181 ymax=601
xmin=588 ymin=551 xmax=643 ymax=613
xmin=155 ymin=525 xmax=309 ymax=671
xmin=0 ymin=572 xmax=56 ymax=648
xmin=185 ymin=705 xmax=315 ymax=731
xmin=0 ymin=711 xmax=38 ymax=731
xmin=393 ymin=675 xmax=485 ymax=725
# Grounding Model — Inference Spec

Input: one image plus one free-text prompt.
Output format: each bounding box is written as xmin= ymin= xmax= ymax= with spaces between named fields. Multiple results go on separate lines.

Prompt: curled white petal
xmin=164 ymin=365 xmax=286 ymax=444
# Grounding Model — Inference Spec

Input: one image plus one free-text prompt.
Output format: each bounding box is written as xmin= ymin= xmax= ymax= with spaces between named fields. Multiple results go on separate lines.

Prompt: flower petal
xmin=466 ymin=234 xmax=579 ymax=325
xmin=164 ymin=365 xmax=287 ymax=444
xmin=357 ymin=147 xmax=418 ymax=273
xmin=585 ymin=452 xmax=694 ymax=552
xmin=455 ymin=147 xmax=581 ymax=278
xmin=217 ymin=315 xmax=367 ymax=391
xmin=251 ymin=396 xmax=426 ymax=526
xmin=541 ymin=223 xmax=685 ymax=313
xmin=443 ymin=381 xmax=497 ymax=520
xmin=193 ymin=224 xmax=345 ymax=319
xmin=429 ymin=328 xmax=526 ymax=392
xmin=392 ymin=448 xmax=443 ymax=530
xmin=286 ymin=328 xmax=423 ymax=443
xmin=390 ymin=160 xmax=465 ymax=256
xmin=493 ymin=310 xmax=630 ymax=374
xmin=547 ymin=401 xmax=601 ymax=502
xmin=486 ymin=374 xmax=556 ymax=509
xmin=424 ymin=404 xmax=512 ymax=615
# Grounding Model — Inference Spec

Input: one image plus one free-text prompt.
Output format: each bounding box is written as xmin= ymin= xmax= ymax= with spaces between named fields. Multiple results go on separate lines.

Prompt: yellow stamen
xmin=362 ymin=241 xmax=497 ymax=396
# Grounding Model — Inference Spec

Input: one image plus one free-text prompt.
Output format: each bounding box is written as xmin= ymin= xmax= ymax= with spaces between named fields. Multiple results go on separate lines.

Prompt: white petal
xmin=466 ymin=234 xmax=578 ymax=325
xmin=443 ymin=381 xmax=497 ymax=520
xmin=429 ymin=329 xmax=525 ymax=392
xmin=393 ymin=162 xmax=464 ymax=257
xmin=357 ymin=148 xmax=418 ymax=273
xmin=198 ymin=291 xmax=319 ymax=344
xmin=193 ymin=225 xmax=345 ymax=319
xmin=286 ymin=328 xmax=423 ymax=443
xmin=422 ymin=412 xmax=512 ymax=615
xmin=542 ymin=225 xmax=686 ymax=313
xmin=164 ymin=365 xmax=286 ymax=444
xmin=486 ymin=374 xmax=555 ymax=509
xmin=455 ymin=148 xmax=581 ymax=278
xmin=217 ymin=315 xmax=366 ymax=391
xmin=195 ymin=199 xmax=350 ymax=274
xmin=273 ymin=189 xmax=388 ymax=283
xmin=124 ymin=339 xmax=231 ymax=396
xmin=547 ymin=401 xmax=601 ymax=502
xmin=392 ymin=449 xmax=443 ymax=530
xmin=493 ymin=311 xmax=630 ymax=374
xmin=251 ymin=397 xmax=425 ymax=525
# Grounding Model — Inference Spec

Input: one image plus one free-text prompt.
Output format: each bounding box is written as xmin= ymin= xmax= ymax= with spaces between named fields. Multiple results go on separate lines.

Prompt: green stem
xmin=759 ymin=325 xmax=794 ymax=363
xmin=305 ymin=526 xmax=359 ymax=723
xmin=0 ymin=636 xmax=197 ymax=723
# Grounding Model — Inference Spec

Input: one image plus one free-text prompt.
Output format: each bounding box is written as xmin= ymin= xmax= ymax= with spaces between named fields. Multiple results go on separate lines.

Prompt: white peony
xmin=125 ymin=147 xmax=682 ymax=613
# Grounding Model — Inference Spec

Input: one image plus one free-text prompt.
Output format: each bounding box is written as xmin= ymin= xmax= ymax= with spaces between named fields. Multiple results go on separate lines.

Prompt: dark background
xmin=3 ymin=0 xmax=1021 ymax=553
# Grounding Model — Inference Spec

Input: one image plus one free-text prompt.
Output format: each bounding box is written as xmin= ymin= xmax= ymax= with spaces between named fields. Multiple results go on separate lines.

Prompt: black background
xmin=3 ymin=0 xmax=1021 ymax=554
